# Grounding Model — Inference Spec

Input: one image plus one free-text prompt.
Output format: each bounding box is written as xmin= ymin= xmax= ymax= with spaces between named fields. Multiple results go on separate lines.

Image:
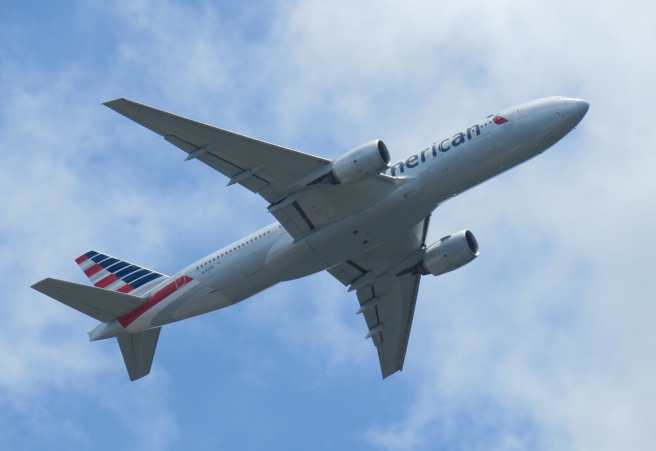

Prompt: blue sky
xmin=2 ymin=1 xmax=655 ymax=450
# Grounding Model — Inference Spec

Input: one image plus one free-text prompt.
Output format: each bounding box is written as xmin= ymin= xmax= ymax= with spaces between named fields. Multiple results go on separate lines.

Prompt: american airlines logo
xmin=385 ymin=115 xmax=508 ymax=176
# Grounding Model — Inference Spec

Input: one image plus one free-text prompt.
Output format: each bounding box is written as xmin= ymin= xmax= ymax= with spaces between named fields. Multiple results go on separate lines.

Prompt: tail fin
xmin=75 ymin=250 xmax=167 ymax=294
xmin=32 ymin=278 xmax=146 ymax=322
xmin=117 ymin=328 xmax=161 ymax=381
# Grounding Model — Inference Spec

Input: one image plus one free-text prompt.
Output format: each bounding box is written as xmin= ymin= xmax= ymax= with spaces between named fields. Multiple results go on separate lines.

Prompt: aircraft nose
xmin=561 ymin=97 xmax=590 ymax=119
xmin=552 ymin=97 xmax=589 ymax=133
xmin=535 ymin=97 xmax=589 ymax=146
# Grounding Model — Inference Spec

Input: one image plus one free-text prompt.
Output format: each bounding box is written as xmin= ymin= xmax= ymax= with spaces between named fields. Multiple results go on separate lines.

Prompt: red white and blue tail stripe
xmin=75 ymin=251 xmax=167 ymax=295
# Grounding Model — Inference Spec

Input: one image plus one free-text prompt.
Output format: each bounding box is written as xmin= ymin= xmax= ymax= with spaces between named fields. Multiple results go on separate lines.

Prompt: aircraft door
xmin=174 ymin=274 xmax=188 ymax=289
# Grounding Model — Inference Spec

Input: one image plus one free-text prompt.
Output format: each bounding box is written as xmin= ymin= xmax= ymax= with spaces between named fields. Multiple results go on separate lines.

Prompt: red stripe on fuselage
xmin=118 ymin=276 xmax=193 ymax=328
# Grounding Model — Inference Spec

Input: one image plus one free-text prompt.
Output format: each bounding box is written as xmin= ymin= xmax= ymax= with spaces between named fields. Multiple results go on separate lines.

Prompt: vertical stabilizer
xmin=76 ymin=250 xmax=167 ymax=294
xmin=117 ymin=328 xmax=161 ymax=381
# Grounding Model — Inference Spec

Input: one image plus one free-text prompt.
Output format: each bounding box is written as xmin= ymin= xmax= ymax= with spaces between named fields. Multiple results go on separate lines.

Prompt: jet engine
xmin=421 ymin=230 xmax=479 ymax=276
xmin=330 ymin=140 xmax=390 ymax=184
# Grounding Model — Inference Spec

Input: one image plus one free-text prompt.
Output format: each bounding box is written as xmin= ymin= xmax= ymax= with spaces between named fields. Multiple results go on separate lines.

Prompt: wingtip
xmin=31 ymin=278 xmax=50 ymax=291
xmin=381 ymin=367 xmax=400 ymax=380
xmin=103 ymin=98 xmax=127 ymax=108
xmin=128 ymin=369 xmax=151 ymax=382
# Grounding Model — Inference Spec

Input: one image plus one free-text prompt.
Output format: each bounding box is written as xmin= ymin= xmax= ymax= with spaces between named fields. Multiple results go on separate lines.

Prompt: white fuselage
xmin=106 ymin=97 xmax=588 ymax=335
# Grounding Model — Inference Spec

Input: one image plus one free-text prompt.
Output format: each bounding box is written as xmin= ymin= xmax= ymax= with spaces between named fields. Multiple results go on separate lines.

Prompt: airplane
xmin=32 ymin=96 xmax=589 ymax=381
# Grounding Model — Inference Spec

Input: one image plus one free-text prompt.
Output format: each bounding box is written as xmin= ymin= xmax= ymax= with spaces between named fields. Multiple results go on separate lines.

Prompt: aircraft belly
xmin=304 ymin=187 xmax=432 ymax=267
xmin=265 ymin=231 xmax=329 ymax=281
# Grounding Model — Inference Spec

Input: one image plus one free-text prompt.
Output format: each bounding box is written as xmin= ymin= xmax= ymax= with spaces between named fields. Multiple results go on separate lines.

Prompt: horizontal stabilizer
xmin=117 ymin=328 xmax=161 ymax=381
xmin=32 ymin=278 xmax=146 ymax=322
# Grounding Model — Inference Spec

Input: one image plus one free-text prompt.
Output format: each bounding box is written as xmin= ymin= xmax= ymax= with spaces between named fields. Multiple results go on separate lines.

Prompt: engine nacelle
xmin=421 ymin=230 xmax=479 ymax=276
xmin=331 ymin=140 xmax=390 ymax=184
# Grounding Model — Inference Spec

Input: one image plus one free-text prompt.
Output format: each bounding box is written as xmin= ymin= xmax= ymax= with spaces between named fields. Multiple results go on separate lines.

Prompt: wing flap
xmin=164 ymin=134 xmax=198 ymax=153
xmin=327 ymin=260 xmax=367 ymax=286
xmin=32 ymin=278 xmax=146 ymax=322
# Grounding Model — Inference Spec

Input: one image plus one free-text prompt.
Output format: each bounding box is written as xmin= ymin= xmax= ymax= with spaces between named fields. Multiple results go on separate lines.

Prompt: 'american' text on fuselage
xmin=385 ymin=123 xmax=484 ymax=176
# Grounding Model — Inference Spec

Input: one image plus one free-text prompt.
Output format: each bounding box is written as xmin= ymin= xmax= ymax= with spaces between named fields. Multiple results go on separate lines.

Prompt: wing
xmin=104 ymin=99 xmax=399 ymax=239
xmin=356 ymin=272 xmax=421 ymax=378
xmin=328 ymin=217 xmax=430 ymax=378
xmin=104 ymin=98 xmax=330 ymax=203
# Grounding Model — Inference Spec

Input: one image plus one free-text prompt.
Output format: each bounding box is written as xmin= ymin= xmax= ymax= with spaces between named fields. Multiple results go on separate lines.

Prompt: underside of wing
xmin=105 ymin=98 xmax=400 ymax=239
xmin=104 ymin=98 xmax=330 ymax=204
xmin=328 ymin=217 xmax=430 ymax=378
xmin=357 ymin=272 xmax=421 ymax=378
